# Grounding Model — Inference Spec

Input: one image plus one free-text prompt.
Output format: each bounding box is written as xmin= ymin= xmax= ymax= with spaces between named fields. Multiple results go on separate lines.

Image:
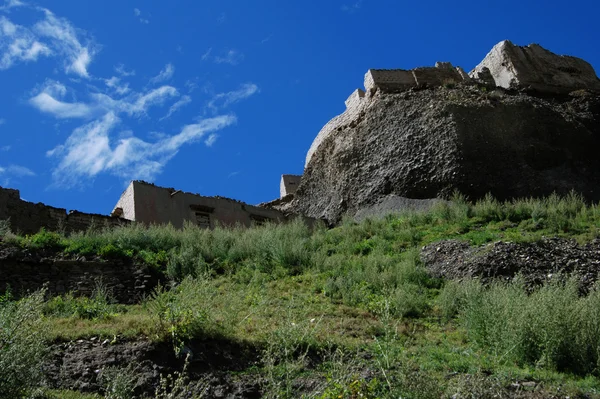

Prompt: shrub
xmin=458 ymin=277 xmax=600 ymax=375
xmin=44 ymin=282 xmax=120 ymax=320
xmin=145 ymin=278 xmax=214 ymax=355
xmin=0 ymin=290 xmax=48 ymax=398
xmin=24 ymin=228 xmax=65 ymax=250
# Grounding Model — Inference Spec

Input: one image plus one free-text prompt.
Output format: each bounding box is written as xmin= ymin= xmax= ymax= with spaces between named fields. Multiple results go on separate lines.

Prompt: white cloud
xmin=204 ymin=133 xmax=218 ymax=147
xmin=30 ymin=92 xmax=94 ymax=118
xmin=0 ymin=119 xmax=5 ymax=125
xmin=125 ymin=85 xmax=178 ymax=115
xmin=0 ymin=16 xmax=52 ymax=69
xmin=214 ymin=49 xmax=244 ymax=65
xmin=47 ymin=112 xmax=236 ymax=185
xmin=33 ymin=8 xmax=97 ymax=78
xmin=160 ymin=95 xmax=191 ymax=120
xmin=207 ymin=83 xmax=259 ymax=111
xmin=342 ymin=0 xmax=363 ymax=13
xmin=201 ymin=47 xmax=212 ymax=61
xmin=133 ymin=8 xmax=149 ymax=24
xmin=0 ymin=0 xmax=26 ymax=12
xmin=0 ymin=164 xmax=35 ymax=177
xmin=115 ymin=63 xmax=135 ymax=77
xmin=0 ymin=145 xmax=10 ymax=151
xmin=30 ymin=81 xmax=178 ymax=119
xmin=150 ymin=63 xmax=174 ymax=84
xmin=105 ymin=76 xmax=130 ymax=95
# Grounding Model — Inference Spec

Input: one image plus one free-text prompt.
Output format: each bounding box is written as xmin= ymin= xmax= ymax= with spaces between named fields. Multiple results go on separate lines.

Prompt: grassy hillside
xmin=2 ymin=193 xmax=600 ymax=398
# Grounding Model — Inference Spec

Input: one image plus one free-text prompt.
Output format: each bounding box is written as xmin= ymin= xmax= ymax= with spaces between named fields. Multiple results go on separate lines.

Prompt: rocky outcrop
xmin=421 ymin=238 xmax=600 ymax=292
xmin=285 ymin=42 xmax=600 ymax=223
xmin=470 ymin=40 xmax=600 ymax=93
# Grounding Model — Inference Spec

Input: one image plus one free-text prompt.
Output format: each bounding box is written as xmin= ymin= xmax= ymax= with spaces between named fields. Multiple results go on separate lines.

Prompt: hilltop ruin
xmin=275 ymin=40 xmax=600 ymax=222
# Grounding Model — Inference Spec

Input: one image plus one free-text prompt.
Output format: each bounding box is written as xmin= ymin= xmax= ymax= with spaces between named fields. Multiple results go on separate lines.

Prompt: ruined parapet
xmin=364 ymin=69 xmax=416 ymax=93
xmin=470 ymin=40 xmax=600 ymax=93
xmin=305 ymin=88 xmax=369 ymax=168
xmin=280 ymin=174 xmax=302 ymax=198
xmin=306 ymin=63 xmax=472 ymax=168
xmin=0 ymin=186 xmax=128 ymax=235
xmin=364 ymin=62 xmax=470 ymax=94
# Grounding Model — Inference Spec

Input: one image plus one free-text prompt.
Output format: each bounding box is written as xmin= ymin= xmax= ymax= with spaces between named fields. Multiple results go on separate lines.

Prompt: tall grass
xmin=440 ymin=277 xmax=600 ymax=375
xmin=0 ymin=290 xmax=47 ymax=398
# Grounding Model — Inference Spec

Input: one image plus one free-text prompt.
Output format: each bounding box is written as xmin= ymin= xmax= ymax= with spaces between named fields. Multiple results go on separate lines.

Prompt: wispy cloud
xmin=29 ymin=81 xmax=179 ymax=119
xmin=150 ymin=63 xmax=174 ymax=84
xmin=214 ymin=49 xmax=244 ymax=65
xmin=115 ymin=63 xmax=135 ymax=77
xmin=34 ymin=8 xmax=97 ymax=78
xmin=216 ymin=13 xmax=226 ymax=25
xmin=207 ymin=83 xmax=259 ymax=111
xmin=0 ymin=16 xmax=52 ymax=69
xmin=160 ymin=95 xmax=191 ymax=120
xmin=47 ymin=112 xmax=236 ymax=185
xmin=133 ymin=8 xmax=149 ymax=24
xmin=0 ymin=0 xmax=26 ymax=12
xmin=201 ymin=47 xmax=212 ymax=61
xmin=0 ymin=118 xmax=5 ymax=125
xmin=0 ymin=6 xmax=97 ymax=77
xmin=341 ymin=0 xmax=363 ymax=13
xmin=29 ymin=81 xmax=96 ymax=118
xmin=0 ymin=164 xmax=35 ymax=177
xmin=204 ymin=133 xmax=218 ymax=147
xmin=104 ymin=76 xmax=130 ymax=95
xmin=0 ymin=145 xmax=10 ymax=151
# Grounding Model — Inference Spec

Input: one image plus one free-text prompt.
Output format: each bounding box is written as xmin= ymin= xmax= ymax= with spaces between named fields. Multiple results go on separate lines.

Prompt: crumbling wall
xmin=280 ymin=175 xmax=302 ymax=198
xmin=127 ymin=181 xmax=297 ymax=229
xmin=0 ymin=186 xmax=128 ymax=235
xmin=364 ymin=62 xmax=470 ymax=94
xmin=0 ymin=255 xmax=157 ymax=304
xmin=305 ymin=89 xmax=368 ymax=167
xmin=306 ymin=63 xmax=472 ymax=168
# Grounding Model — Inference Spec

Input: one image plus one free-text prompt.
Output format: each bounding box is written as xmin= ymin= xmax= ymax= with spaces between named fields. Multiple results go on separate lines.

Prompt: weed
xmin=0 ymin=290 xmax=48 ymax=398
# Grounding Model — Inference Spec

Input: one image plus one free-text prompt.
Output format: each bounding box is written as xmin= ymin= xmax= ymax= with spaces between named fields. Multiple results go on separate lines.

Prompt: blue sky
xmin=0 ymin=0 xmax=598 ymax=215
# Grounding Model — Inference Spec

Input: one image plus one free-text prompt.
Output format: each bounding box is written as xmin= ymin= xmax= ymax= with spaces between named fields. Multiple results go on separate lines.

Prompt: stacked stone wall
xmin=305 ymin=90 xmax=369 ymax=167
xmin=0 ymin=186 xmax=129 ymax=235
xmin=0 ymin=256 xmax=158 ymax=304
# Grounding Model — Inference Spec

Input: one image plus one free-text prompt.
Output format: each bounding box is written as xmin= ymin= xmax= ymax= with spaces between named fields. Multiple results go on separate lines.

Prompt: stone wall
xmin=364 ymin=63 xmax=470 ymax=94
xmin=280 ymin=175 xmax=302 ymax=198
xmin=0 ymin=186 xmax=129 ymax=235
xmin=0 ymin=253 xmax=158 ymax=304
xmin=305 ymin=88 xmax=369 ymax=167
xmin=305 ymin=63 xmax=471 ymax=168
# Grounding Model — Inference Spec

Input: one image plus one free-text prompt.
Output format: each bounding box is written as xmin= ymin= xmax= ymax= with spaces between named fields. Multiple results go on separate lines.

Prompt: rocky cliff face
xmin=283 ymin=42 xmax=600 ymax=223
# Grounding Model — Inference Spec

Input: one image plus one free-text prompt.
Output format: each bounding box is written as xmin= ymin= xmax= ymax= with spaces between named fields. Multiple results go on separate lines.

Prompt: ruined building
xmin=112 ymin=180 xmax=303 ymax=229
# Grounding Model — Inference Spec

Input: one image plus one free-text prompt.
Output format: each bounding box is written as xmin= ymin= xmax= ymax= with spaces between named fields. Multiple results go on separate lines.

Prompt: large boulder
xmin=282 ymin=42 xmax=600 ymax=223
xmin=470 ymin=40 xmax=600 ymax=93
xmin=289 ymin=85 xmax=600 ymax=223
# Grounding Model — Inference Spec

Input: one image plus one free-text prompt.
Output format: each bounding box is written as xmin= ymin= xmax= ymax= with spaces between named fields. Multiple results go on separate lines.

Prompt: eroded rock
xmin=470 ymin=40 xmax=600 ymax=93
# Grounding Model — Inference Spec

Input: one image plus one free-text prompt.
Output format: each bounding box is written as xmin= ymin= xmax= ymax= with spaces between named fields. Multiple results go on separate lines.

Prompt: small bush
xmin=145 ymin=278 xmax=215 ymax=355
xmin=0 ymin=290 xmax=48 ymax=398
xmin=458 ymin=277 xmax=600 ymax=375
xmin=44 ymin=282 xmax=119 ymax=320
xmin=23 ymin=228 xmax=65 ymax=250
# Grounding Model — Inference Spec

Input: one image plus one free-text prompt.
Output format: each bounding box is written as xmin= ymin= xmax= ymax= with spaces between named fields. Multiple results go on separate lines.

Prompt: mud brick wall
xmin=0 ymin=258 xmax=158 ymax=304
xmin=0 ymin=186 xmax=129 ymax=235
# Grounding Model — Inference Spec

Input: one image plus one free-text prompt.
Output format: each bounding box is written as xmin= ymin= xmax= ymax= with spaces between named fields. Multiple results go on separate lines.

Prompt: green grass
xmin=2 ymin=193 xmax=600 ymax=397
